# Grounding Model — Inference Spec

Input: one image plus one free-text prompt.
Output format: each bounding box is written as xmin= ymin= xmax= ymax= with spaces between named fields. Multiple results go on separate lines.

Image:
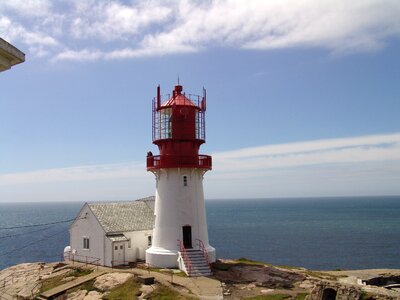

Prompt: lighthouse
xmin=145 ymin=84 xmax=216 ymax=273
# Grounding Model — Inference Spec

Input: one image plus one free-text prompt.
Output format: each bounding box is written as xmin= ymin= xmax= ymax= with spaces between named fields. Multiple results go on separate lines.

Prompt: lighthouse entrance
xmin=182 ymin=225 xmax=192 ymax=248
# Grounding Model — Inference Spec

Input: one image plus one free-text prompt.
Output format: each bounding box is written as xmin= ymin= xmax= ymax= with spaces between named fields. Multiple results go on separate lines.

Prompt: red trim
xmin=147 ymin=155 xmax=212 ymax=170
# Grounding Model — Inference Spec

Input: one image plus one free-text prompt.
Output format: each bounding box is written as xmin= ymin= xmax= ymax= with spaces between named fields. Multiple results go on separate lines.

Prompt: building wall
xmin=124 ymin=229 xmax=153 ymax=262
xmin=69 ymin=204 xmax=106 ymax=266
xmin=104 ymin=236 xmax=113 ymax=267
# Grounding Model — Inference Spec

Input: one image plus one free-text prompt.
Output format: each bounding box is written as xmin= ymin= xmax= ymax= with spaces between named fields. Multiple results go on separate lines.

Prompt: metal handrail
xmin=178 ymin=240 xmax=192 ymax=275
xmin=196 ymin=239 xmax=210 ymax=266
xmin=64 ymin=252 xmax=100 ymax=270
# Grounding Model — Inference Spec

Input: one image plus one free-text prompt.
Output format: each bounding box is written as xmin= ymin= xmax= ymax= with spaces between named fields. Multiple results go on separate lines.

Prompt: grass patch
xmin=361 ymin=291 xmax=375 ymax=300
xmin=39 ymin=267 xmax=92 ymax=293
xmin=69 ymin=268 xmax=93 ymax=277
xmin=294 ymin=293 xmax=309 ymax=300
xmin=102 ymin=279 xmax=141 ymax=300
xmin=40 ymin=274 xmax=68 ymax=292
xmin=139 ymin=266 xmax=187 ymax=277
xmin=80 ymin=279 xmax=97 ymax=292
xmin=304 ymin=270 xmax=339 ymax=280
xmin=145 ymin=285 xmax=197 ymax=300
xmin=213 ymin=258 xmax=301 ymax=271
xmin=245 ymin=293 xmax=308 ymax=300
xmin=236 ymin=257 xmax=266 ymax=266
xmin=245 ymin=294 xmax=291 ymax=300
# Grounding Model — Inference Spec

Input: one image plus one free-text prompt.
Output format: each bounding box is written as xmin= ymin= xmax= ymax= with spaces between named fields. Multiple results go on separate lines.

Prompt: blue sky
xmin=1 ymin=0 xmax=400 ymax=202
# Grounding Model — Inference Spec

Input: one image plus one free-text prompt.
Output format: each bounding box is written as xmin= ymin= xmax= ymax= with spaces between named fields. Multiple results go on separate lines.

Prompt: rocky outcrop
xmin=213 ymin=263 xmax=306 ymax=288
xmin=67 ymin=290 xmax=104 ymax=300
xmin=0 ymin=262 xmax=56 ymax=299
xmin=93 ymin=272 xmax=133 ymax=292
xmin=310 ymin=281 xmax=362 ymax=300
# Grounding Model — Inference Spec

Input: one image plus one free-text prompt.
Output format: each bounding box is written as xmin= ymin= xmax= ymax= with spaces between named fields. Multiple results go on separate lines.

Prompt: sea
xmin=0 ymin=196 xmax=399 ymax=271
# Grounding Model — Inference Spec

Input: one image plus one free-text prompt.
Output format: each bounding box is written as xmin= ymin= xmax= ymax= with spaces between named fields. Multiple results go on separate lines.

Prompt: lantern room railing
xmin=152 ymin=93 xmax=206 ymax=142
xmin=147 ymin=155 xmax=212 ymax=170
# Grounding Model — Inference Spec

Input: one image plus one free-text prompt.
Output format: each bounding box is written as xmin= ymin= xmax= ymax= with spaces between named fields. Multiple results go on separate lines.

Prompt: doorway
xmin=113 ymin=242 xmax=125 ymax=266
xmin=182 ymin=225 xmax=192 ymax=248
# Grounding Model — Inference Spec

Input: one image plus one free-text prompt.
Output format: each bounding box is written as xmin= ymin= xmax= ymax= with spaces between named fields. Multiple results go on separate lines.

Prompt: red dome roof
xmin=161 ymin=85 xmax=197 ymax=107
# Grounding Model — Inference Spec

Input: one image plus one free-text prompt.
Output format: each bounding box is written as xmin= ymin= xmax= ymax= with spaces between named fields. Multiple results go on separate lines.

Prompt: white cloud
xmin=1 ymin=133 xmax=399 ymax=201
xmin=0 ymin=162 xmax=145 ymax=185
xmin=1 ymin=0 xmax=400 ymax=61
xmin=69 ymin=1 xmax=172 ymax=41
xmin=0 ymin=15 xmax=60 ymax=57
xmin=212 ymin=133 xmax=400 ymax=173
xmin=0 ymin=0 xmax=52 ymax=17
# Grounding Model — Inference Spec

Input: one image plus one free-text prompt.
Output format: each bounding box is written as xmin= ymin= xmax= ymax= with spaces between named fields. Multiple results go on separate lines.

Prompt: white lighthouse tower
xmin=145 ymin=84 xmax=216 ymax=274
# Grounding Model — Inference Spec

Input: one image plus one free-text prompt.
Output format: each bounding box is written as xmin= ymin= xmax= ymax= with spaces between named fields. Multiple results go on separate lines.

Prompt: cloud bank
xmin=1 ymin=133 xmax=399 ymax=201
xmin=1 ymin=0 xmax=400 ymax=61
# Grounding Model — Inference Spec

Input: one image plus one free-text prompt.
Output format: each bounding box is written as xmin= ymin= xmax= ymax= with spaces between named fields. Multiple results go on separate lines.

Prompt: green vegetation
xmin=79 ymin=279 xmax=97 ymax=292
xmin=40 ymin=274 xmax=68 ymax=292
xmin=102 ymin=279 xmax=141 ymax=300
xmin=361 ymin=291 xmax=375 ymax=300
xmin=139 ymin=265 xmax=187 ymax=277
xmin=66 ymin=279 xmax=100 ymax=297
xmin=39 ymin=268 xmax=93 ymax=294
xmin=244 ymin=292 xmax=308 ymax=300
xmin=245 ymin=294 xmax=291 ymax=300
xmin=145 ymin=285 xmax=197 ymax=300
xmin=212 ymin=258 xmax=302 ymax=271
xmin=70 ymin=268 xmax=93 ymax=277
xmin=304 ymin=270 xmax=339 ymax=280
xmin=294 ymin=293 xmax=309 ymax=300
xmin=236 ymin=257 xmax=266 ymax=266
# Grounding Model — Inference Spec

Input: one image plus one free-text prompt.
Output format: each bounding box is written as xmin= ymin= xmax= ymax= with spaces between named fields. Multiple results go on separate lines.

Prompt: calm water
xmin=0 ymin=196 xmax=399 ymax=271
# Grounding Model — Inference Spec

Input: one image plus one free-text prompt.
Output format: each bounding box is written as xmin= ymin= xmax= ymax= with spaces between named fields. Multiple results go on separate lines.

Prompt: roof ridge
xmin=88 ymin=196 xmax=155 ymax=206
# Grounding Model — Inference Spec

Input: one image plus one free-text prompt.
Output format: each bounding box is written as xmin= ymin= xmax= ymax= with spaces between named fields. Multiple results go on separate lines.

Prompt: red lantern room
xmin=146 ymin=84 xmax=212 ymax=170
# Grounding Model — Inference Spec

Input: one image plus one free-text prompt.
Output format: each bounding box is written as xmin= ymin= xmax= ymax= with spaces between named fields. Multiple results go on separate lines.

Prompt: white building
xmin=68 ymin=196 xmax=154 ymax=267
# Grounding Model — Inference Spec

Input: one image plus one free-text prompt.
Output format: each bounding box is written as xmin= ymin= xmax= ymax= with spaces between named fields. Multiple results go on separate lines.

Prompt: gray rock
xmin=93 ymin=272 xmax=133 ymax=292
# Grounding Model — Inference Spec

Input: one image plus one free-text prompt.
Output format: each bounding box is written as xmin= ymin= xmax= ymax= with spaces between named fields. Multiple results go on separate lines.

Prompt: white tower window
xmin=183 ymin=175 xmax=188 ymax=186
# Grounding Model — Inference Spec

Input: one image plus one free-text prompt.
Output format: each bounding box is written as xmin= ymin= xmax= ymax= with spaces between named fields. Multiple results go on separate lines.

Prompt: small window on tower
xmin=183 ymin=175 xmax=188 ymax=187
xmin=148 ymin=236 xmax=152 ymax=246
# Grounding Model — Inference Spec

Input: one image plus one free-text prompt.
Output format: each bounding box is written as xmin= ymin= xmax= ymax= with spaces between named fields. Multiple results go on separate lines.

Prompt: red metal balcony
xmin=147 ymin=155 xmax=212 ymax=170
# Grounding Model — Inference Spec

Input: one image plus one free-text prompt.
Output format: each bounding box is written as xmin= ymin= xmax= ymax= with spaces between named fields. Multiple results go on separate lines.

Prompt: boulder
xmin=93 ymin=272 xmax=133 ymax=291
xmin=67 ymin=290 xmax=88 ymax=300
xmin=84 ymin=291 xmax=103 ymax=300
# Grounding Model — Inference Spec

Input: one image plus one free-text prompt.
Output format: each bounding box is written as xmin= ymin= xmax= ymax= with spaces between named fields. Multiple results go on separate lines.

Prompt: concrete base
xmin=205 ymin=246 xmax=217 ymax=263
xmin=146 ymin=247 xmax=179 ymax=268
xmin=146 ymin=246 xmax=216 ymax=268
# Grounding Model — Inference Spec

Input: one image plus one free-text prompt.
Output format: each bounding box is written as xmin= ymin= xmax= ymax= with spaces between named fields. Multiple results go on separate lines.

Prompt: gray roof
xmin=88 ymin=196 xmax=155 ymax=233
xmin=0 ymin=38 xmax=25 ymax=72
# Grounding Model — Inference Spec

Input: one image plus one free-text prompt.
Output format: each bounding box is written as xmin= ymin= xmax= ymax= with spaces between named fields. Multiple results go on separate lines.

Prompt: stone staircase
xmin=184 ymin=249 xmax=212 ymax=277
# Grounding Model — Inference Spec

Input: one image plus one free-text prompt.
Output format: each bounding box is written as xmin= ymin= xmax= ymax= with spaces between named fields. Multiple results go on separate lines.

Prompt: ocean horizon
xmin=1 ymin=195 xmax=400 ymax=271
